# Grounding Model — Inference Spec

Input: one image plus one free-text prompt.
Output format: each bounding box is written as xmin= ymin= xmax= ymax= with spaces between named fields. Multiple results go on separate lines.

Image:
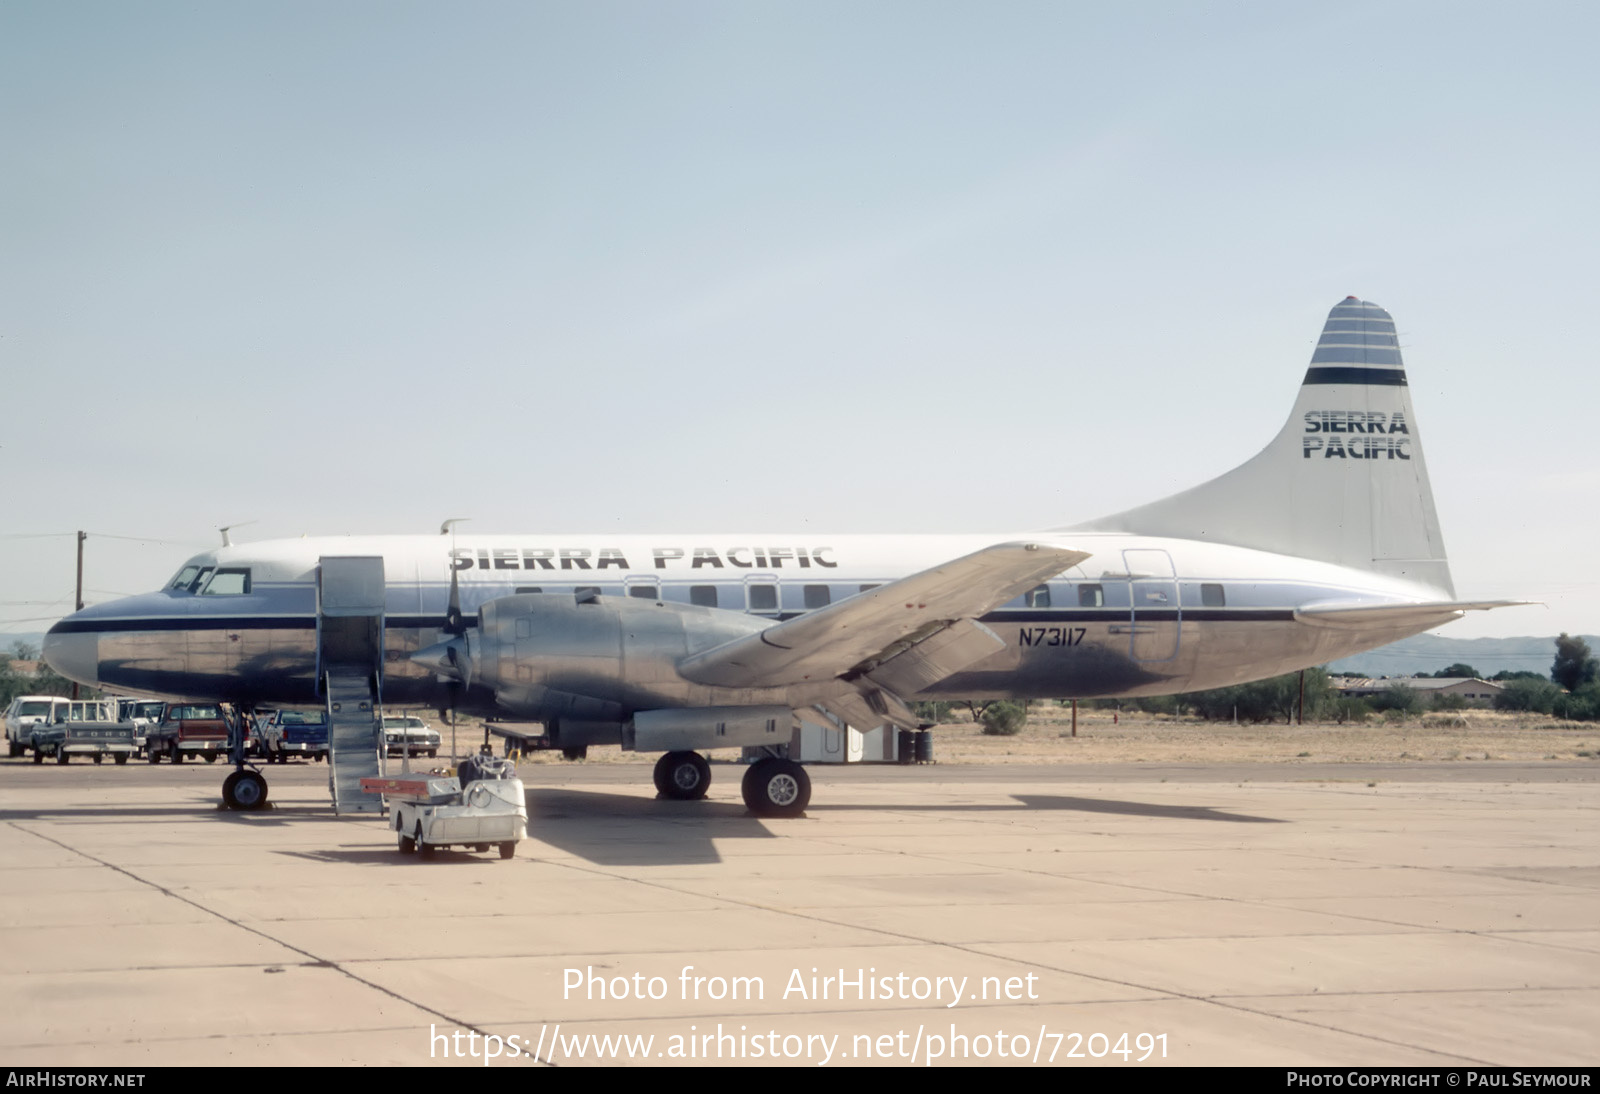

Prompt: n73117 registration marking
xmin=1019 ymin=627 xmax=1087 ymax=648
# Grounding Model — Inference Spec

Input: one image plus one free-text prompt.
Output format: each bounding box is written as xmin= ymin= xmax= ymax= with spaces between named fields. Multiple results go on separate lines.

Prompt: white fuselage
xmin=44 ymin=531 xmax=1449 ymax=713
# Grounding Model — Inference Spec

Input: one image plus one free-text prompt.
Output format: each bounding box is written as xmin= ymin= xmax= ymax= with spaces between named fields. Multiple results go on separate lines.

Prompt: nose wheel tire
xmin=653 ymin=751 xmax=711 ymax=800
xmin=221 ymin=771 xmax=269 ymax=811
xmin=741 ymin=758 xmax=811 ymax=818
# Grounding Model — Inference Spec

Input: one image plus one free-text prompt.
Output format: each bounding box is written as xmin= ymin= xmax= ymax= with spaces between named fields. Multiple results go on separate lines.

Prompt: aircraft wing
xmin=677 ymin=541 xmax=1090 ymax=690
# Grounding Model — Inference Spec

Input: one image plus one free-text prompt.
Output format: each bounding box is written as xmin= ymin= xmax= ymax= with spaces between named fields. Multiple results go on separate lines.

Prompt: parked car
xmin=383 ymin=715 xmax=441 ymax=758
xmin=5 ymin=695 xmax=69 ymax=758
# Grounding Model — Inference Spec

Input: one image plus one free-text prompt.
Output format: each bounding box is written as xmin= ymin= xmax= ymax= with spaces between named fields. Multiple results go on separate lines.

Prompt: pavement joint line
xmin=787 ymin=819 xmax=1531 ymax=1064
xmin=8 ymin=819 xmax=554 ymax=1065
xmin=527 ymin=821 xmax=1494 ymax=1064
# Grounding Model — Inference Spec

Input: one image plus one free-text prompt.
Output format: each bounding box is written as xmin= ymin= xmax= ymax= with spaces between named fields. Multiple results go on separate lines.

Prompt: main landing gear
xmin=741 ymin=757 xmax=811 ymax=819
xmin=651 ymin=749 xmax=811 ymax=818
xmin=653 ymin=751 xmax=711 ymax=800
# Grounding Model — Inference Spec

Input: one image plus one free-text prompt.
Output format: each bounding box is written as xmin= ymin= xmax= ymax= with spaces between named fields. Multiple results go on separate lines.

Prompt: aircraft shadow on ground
xmin=0 ymin=802 xmax=334 ymax=825
xmin=522 ymin=787 xmax=776 ymax=866
xmin=796 ymin=793 xmax=1286 ymax=824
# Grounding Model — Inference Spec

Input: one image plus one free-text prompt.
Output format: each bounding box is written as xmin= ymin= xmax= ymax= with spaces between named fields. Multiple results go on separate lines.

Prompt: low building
xmin=1333 ymin=676 xmax=1505 ymax=704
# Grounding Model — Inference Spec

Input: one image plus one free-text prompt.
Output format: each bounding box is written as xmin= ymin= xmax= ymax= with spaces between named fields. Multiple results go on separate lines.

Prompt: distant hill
xmin=1324 ymin=635 xmax=1597 ymax=679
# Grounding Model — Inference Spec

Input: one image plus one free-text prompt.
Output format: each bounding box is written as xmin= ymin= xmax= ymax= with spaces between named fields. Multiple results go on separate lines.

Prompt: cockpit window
xmin=199 ymin=569 xmax=251 ymax=596
xmin=169 ymin=566 xmax=201 ymax=590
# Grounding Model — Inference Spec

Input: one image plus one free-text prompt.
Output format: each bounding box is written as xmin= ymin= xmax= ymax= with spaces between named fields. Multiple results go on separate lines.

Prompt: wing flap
xmin=864 ymin=618 xmax=1006 ymax=696
xmin=1294 ymin=599 xmax=1531 ymax=629
xmin=678 ymin=541 xmax=1088 ymax=689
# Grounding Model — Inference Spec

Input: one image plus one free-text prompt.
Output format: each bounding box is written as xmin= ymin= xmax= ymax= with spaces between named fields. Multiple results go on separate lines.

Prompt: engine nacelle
xmin=461 ymin=593 xmax=775 ymax=724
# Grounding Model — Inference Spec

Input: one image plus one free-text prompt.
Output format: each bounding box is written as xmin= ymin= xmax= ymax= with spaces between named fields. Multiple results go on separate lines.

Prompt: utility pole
xmin=72 ymin=531 xmax=85 ymax=699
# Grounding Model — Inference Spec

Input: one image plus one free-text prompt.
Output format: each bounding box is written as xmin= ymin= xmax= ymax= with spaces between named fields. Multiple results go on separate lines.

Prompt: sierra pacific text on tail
xmin=45 ymin=298 xmax=1522 ymax=815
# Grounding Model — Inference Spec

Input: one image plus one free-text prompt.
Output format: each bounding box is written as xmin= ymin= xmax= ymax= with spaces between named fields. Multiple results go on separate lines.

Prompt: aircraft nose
xmin=43 ymin=625 xmax=100 ymax=688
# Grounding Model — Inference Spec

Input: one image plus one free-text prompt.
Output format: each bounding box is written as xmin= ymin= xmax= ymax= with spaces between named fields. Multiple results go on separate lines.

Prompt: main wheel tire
xmin=653 ymin=751 xmax=711 ymax=800
xmin=221 ymin=770 xmax=269 ymax=811
xmin=741 ymin=758 xmax=812 ymax=818
xmin=499 ymin=841 xmax=515 ymax=859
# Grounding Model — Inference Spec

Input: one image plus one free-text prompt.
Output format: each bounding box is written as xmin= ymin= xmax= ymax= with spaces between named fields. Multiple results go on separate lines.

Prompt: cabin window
xmin=628 ymin=584 xmax=659 ymax=600
xmin=1201 ymin=583 xmax=1226 ymax=607
xmin=803 ymin=585 xmax=831 ymax=609
xmin=859 ymin=583 xmax=881 ymax=593
xmin=1025 ymin=585 xmax=1051 ymax=608
xmin=1078 ymin=584 xmax=1104 ymax=607
xmin=200 ymin=569 xmax=251 ymax=595
xmin=689 ymin=585 xmax=718 ymax=608
xmin=748 ymin=583 xmax=779 ymax=612
xmin=515 ymin=586 xmax=543 ymax=594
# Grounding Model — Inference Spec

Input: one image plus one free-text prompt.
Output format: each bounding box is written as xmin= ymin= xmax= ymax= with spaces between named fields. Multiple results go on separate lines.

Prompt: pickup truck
xmin=257 ymin=709 xmax=329 ymax=763
xmin=145 ymin=703 xmax=229 ymax=763
xmin=113 ymin=698 xmax=166 ymax=756
xmin=5 ymin=695 xmax=69 ymax=758
xmin=28 ymin=700 xmax=137 ymax=765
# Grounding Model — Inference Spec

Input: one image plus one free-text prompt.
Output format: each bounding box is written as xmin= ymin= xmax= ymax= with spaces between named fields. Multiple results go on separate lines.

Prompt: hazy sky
xmin=3 ymin=1 xmax=1596 ymax=641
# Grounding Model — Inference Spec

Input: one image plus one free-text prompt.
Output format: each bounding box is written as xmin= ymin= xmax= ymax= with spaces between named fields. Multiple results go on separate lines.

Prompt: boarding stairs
xmin=318 ymin=556 xmax=387 ymax=815
xmin=326 ymin=670 xmax=384 ymax=814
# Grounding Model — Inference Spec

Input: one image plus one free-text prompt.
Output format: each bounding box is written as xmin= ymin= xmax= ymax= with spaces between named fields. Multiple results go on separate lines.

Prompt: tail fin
xmin=1072 ymin=297 xmax=1454 ymax=596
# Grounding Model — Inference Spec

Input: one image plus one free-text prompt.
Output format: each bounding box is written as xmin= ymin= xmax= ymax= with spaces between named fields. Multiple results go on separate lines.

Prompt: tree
xmin=1493 ymin=677 xmax=1562 ymax=714
xmin=979 ymin=701 xmax=1027 ymax=736
xmin=1552 ymin=635 xmax=1599 ymax=693
xmin=1434 ymin=663 xmax=1479 ymax=679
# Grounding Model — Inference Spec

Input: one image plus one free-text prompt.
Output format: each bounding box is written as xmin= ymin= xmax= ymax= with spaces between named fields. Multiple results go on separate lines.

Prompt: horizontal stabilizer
xmin=1294 ymin=599 xmax=1532 ymax=629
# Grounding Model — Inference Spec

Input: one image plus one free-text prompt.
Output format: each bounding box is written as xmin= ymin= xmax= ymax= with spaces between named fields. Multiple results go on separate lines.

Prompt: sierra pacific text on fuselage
xmin=451 ymin=546 xmax=840 ymax=571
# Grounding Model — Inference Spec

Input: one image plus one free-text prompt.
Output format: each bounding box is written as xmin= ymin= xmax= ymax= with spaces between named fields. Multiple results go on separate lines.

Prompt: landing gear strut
xmin=220 ymin=706 xmax=269 ymax=811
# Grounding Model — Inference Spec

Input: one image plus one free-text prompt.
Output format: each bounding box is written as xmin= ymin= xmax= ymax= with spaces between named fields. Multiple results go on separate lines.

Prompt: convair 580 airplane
xmin=44 ymin=298 xmax=1517 ymax=815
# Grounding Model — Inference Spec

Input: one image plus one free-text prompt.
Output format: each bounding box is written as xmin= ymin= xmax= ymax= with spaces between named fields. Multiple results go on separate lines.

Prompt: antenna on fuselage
xmin=439 ymin=518 xmax=469 ymax=536
xmin=218 ymin=521 xmax=256 ymax=547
